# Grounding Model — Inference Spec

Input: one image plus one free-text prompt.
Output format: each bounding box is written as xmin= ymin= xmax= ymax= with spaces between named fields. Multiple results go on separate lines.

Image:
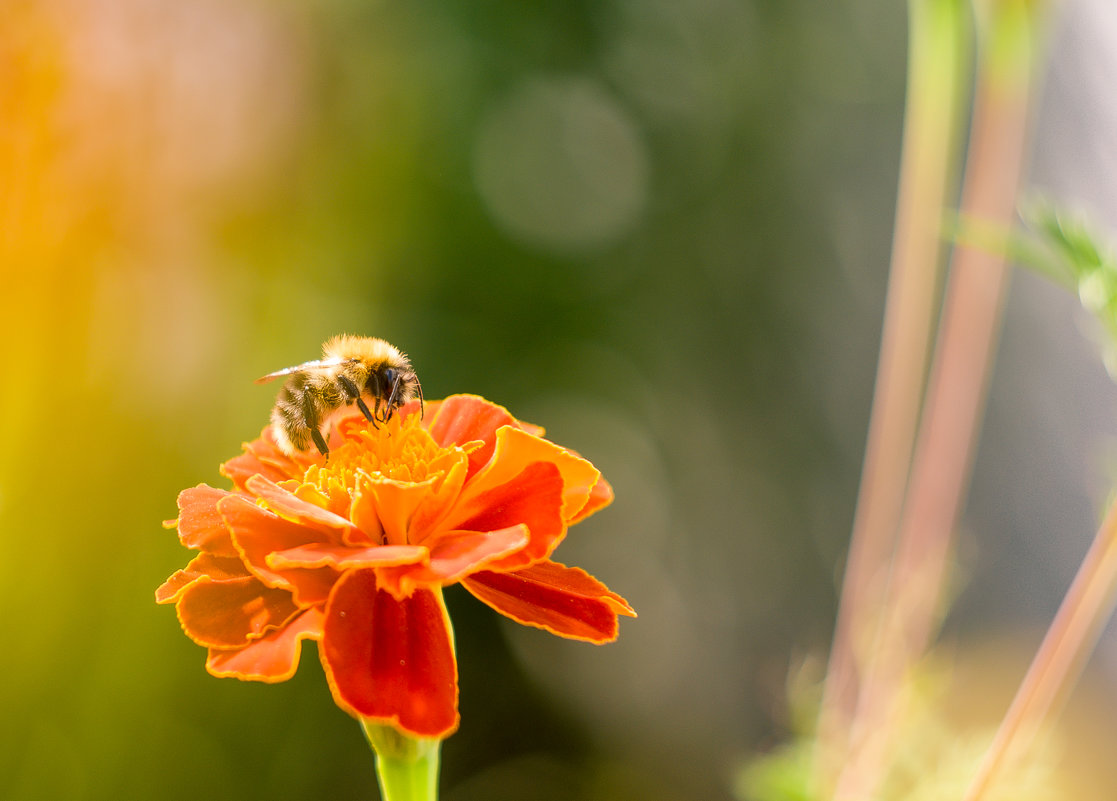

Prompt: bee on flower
xmin=157 ymin=385 xmax=633 ymax=738
xmin=256 ymin=334 xmax=423 ymax=457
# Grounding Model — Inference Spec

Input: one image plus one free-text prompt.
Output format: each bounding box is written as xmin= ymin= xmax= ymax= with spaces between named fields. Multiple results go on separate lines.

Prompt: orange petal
xmin=294 ymin=477 xmax=355 ymax=523
xmin=426 ymin=527 xmax=531 ymax=581
xmin=446 ymin=461 xmax=566 ymax=570
xmin=221 ymin=451 xmax=291 ymax=491
xmin=155 ymin=553 xmax=249 ymax=604
xmin=176 ymin=575 xmax=301 ymax=649
xmin=407 ymin=457 xmax=471 ymax=545
xmin=218 ymin=494 xmax=340 ymax=606
xmin=354 ymin=475 xmax=440 ymax=547
xmin=275 ymin=568 xmax=337 ymax=607
xmin=465 ymin=426 xmax=603 ymax=524
xmin=245 ymin=474 xmax=356 ymax=541
xmin=267 ymin=543 xmax=428 ymax=570
xmin=395 ymin=397 xmax=437 ymax=424
xmin=461 ymin=561 xmax=635 ymax=643
xmin=320 ymin=570 xmax=459 ymax=738
xmin=424 ymin=395 xmax=528 ymax=478
xmin=569 ymin=474 xmax=614 ymax=525
xmin=207 ymin=607 xmax=324 ymax=682
xmin=376 ymin=526 xmax=530 ymax=597
xmin=224 ymin=495 xmax=337 ymax=610
xmin=175 ymin=485 xmax=238 ymax=556
xmin=220 ymin=430 xmax=309 ymax=490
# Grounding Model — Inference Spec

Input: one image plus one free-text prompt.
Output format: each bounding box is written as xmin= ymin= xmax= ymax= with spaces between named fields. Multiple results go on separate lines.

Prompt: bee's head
xmin=359 ymin=357 xmax=421 ymax=423
xmin=366 ymin=366 xmax=398 ymax=400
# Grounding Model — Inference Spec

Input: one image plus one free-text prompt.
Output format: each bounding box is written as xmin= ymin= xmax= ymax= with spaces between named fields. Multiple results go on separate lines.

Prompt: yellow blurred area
xmin=0 ymin=0 xmax=288 ymax=436
xmin=0 ymin=4 xmax=435 ymax=798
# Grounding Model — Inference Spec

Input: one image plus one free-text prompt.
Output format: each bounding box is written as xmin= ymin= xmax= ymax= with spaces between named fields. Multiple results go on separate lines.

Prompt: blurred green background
xmin=5 ymin=0 xmax=1117 ymax=799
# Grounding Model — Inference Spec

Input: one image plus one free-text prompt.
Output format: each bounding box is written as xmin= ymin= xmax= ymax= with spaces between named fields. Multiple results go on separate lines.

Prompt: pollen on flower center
xmin=302 ymin=414 xmax=467 ymax=496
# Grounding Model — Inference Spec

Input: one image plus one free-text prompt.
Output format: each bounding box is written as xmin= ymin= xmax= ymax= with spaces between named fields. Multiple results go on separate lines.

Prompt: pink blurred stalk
xmin=828 ymin=2 xmax=1043 ymax=798
xmin=962 ymin=497 xmax=1117 ymax=801
xmin=814 ymin=0 xmax=967 ymax=785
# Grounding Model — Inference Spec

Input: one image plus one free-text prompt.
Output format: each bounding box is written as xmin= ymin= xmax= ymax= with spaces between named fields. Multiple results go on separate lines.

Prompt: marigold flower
xmin=157 ymin=394 xmax=634 ymax=738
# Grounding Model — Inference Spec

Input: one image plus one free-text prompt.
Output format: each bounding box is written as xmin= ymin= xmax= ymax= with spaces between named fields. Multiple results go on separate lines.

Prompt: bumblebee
xmin=257 ymin=335 xmax=423 ymax=456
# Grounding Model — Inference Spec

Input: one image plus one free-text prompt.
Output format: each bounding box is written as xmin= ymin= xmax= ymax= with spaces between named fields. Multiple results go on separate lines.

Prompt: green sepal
xmin=361 ymin=719 xmax=442 ymax=801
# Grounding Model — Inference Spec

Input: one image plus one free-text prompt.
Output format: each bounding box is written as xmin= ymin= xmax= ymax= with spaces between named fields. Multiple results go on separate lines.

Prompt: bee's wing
xmin=255 ymin=358 xmax=339 ymax=384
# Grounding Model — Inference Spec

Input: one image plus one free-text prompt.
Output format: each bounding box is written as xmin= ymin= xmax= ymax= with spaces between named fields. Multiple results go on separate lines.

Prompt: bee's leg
xmin=298 ymin=384 xmax=327 ymax=453
xmin=417 ymin=381 xmax=425 ymax=419
xmin=311 ymin=427 xmax=330 ymax=457
xmin=338 ymin=374 xmax=360 ymax=400
xmin=339 ymin=375 xmax=376 ymax=423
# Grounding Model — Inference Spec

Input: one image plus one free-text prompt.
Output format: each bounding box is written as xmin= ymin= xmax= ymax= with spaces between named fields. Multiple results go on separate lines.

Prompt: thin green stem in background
xmin=962 ymin=497 xmax=1117 ymax=801
xmin=815 ymin=0 xmax=969 ymax=790
xmin=829 ymin=2 xmax=1046 ymax=799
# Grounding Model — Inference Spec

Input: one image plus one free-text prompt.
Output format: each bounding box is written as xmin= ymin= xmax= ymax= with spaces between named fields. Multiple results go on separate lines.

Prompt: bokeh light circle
xmin=472 ymin=75 xmax=649 ymax=253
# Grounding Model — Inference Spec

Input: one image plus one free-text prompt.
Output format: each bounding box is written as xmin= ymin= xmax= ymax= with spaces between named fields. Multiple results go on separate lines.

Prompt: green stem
xmin=815 ymin=0 xmax=968 ymax=790
xmin=361 ymin=720 xmax=441 ymax=801
xmin=962 ymin=496 xmax=1117 ymax=801
xmin=830 ymin=1 xmax=1045 ymax=798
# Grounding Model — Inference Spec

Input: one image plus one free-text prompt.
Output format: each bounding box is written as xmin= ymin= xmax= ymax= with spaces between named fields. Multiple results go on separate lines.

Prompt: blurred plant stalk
xmin=962 ymin=496 xmax=1117 ymax=801
xmin=814 ymin=0 xmax=970 ymax=788
xmin=818 ymin=0 xmax=1047 ymax=798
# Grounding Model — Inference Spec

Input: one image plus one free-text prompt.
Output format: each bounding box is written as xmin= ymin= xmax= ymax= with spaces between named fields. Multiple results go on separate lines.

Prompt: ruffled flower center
xmin=303 ymin=415 xmax=463 ymax=491
xmin=273 ymin=414 xmax=480 ymax=547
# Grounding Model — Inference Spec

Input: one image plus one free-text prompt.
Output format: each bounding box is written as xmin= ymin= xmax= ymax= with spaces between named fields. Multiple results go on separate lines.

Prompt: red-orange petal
xmin=207 ymin=607 xmax=324 ymax=682
xmin=461 ymin=561 xmax=635 ymax=643
xmin=320 ymin=570 xmax=459 ymax=738
xmin=425 ymin=395 xmax=525 ymax=478
xmin=449 ymin=461 xmax=566 ymax=571
xmin=464 ymin=426 xmax=602 ymax=524
xmin=569 ymin=474 xmax=614 ymax=525
xmin=176 ymin=575 xmax=301 ymax=649
xmin=221 ymin=451 xmax=290 ymax=491
xmin=396 ymin=397 xmax=437 ymax=423
xmin=175 ymin=485 xmax=238 ymax=556
xmin=375 ymin=526 xmax=530 ymax=598
xmin=155 ymin=553 xmax=249 ymax=604
xmin=220 ymin=430 xmax=308 ymax=490
xmin=218 ymin=494 xmax=340 ymax=606
xmin=426 ymin=527 xmax=531 ymax=581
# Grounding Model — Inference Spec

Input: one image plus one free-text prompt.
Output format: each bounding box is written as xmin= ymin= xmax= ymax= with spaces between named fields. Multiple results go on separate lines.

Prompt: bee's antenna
xmin=417 ymin=380 xmax=425 ymax=419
